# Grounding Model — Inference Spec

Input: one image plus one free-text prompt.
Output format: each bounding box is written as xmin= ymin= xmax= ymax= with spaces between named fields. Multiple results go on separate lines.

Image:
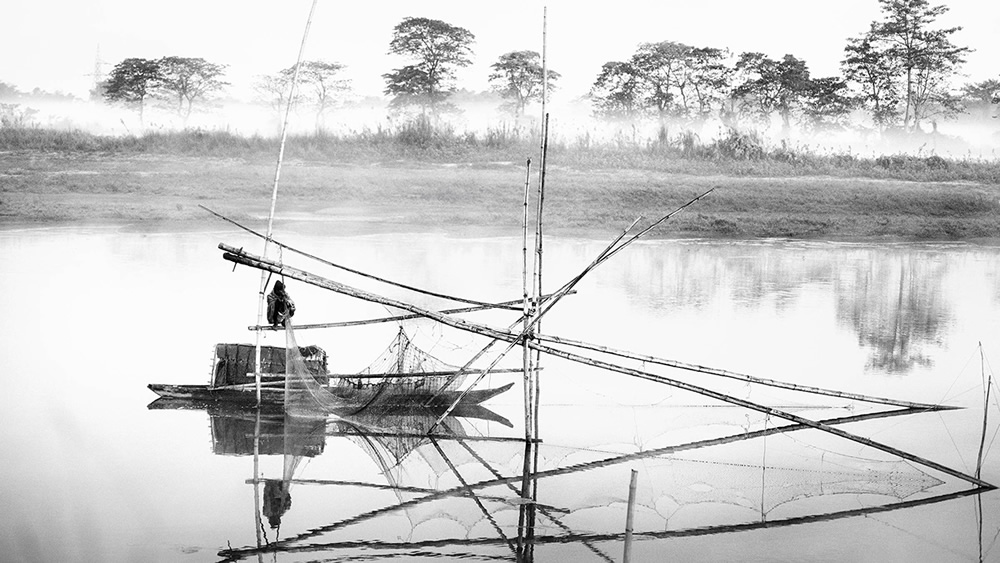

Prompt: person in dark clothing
xmin=266 ymin=280 xmax=296 ymax=327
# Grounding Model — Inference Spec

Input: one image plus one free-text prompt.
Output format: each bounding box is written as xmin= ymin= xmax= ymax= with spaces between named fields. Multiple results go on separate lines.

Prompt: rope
xmin=935 ymin=411 xmax=970 ymax=474
xmin=202 ymin=205 xmax=506 ymax=309
xmin=936 ymin=346 xmax=977 ymax=405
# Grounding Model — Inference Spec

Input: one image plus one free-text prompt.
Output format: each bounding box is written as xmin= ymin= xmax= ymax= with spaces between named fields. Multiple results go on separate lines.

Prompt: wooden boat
xmin=147 ymin=339 xmax=514 ymax=410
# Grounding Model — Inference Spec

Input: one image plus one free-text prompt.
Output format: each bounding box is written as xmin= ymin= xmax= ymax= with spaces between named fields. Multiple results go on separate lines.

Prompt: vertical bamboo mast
xmin=531 ymin=7 xmax=549 ymax=444
xmin=521 ymin=159 xmax=533 ymax=442
xmin=253 ymin=0 xmax=318 ymax=404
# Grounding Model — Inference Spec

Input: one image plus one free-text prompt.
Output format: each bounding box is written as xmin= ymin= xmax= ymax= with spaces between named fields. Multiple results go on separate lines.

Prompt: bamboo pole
xmin=534 ymin=333 xmax=951 ymax=411
xmin=253 ymin=0 xmax=318 ymax=406
xmin=623 ymin=469 xmax=638 ymax=563
xmin=330 ymin=368 xmax=529 ymax=379
xmin=249 ymin=296 xmax=560 ymax=331
xmin=532 ymin=112 xmax=550 ymax=449
xmin=522 ymin=157 xmax=534 ymax=443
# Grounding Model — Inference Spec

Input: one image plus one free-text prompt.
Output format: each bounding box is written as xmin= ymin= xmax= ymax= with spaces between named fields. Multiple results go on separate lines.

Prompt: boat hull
xmin=147 ymin=381 xmax=513 ymax=410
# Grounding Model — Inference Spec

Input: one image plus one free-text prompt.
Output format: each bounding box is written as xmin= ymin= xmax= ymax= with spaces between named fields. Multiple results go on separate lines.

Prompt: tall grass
xmin=1 ymin=121 xmax=998 ymax=184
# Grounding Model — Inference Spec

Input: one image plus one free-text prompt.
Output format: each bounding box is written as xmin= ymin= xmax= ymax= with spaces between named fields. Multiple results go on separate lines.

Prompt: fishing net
xmin=284 ymin=321 xmax=470 ymax=419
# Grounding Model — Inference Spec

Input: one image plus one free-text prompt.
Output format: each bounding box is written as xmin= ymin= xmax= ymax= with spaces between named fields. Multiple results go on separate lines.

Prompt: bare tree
xmin=156 ymin=56 xmax=228 ymax=123
xmin=488 ymin=50 xmax=559 ymax=118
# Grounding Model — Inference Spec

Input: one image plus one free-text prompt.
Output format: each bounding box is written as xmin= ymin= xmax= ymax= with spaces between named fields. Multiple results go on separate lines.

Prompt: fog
xmin=4 ymin=92 xmax=999 ymax=160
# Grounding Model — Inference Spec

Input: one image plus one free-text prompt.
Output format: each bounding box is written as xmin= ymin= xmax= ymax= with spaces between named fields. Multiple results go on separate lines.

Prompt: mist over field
xmin=4 ymin=91 xmax=998 ymax=162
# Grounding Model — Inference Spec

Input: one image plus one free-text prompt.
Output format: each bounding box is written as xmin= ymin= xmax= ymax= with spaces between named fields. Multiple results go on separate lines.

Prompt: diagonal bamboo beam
xmin=535 ymin=333 xmax=952 ymax=411
xmin=249 ymin=298 xmax=525 ymax=331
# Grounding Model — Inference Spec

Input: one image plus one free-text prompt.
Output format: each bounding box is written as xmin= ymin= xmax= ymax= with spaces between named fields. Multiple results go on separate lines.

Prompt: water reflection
xmin=616 ymin=242 xmax=958 ymax=374
xmin=149 ymin=390 xmax=992 ymax=562
xmin=835 ymin=253 xmax=949 ymax=373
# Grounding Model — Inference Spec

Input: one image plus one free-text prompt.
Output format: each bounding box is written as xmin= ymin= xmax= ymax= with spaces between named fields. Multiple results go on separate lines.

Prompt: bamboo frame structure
xmin=218 ymin=242 xmax=989 ymax=491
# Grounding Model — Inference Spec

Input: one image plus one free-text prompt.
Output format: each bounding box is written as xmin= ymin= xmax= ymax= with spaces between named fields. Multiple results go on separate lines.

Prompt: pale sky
xmin=3 ymin=0 xmax=998 ymax=103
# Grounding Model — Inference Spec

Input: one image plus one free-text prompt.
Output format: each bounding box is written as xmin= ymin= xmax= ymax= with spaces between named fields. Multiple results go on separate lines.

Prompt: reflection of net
xmin=546 ymin=446 xmax=945 ymax=536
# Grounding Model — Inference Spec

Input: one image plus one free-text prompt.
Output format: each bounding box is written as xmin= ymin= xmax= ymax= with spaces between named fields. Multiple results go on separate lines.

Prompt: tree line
xmin=96 ymin=0 xmax=997 ymax=135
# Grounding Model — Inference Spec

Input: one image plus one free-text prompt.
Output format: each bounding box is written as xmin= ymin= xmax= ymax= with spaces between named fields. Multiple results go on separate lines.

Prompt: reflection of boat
xmin=146 ymin=396 xmax=513 ymax=457
xmin=147 ymin=329 xmax=514 ymax=410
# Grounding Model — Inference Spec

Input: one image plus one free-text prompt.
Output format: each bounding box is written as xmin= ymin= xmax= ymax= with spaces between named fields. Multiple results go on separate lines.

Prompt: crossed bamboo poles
xmin=217 ymin=228 xmax=987 ymax=487
xmin=210 ymin=192 xmax=995 ymax=560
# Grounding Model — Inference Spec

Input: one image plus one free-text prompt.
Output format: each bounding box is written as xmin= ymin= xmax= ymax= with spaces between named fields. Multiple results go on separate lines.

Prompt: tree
xmin=632 ymin=41 xmax=692 ymax=119
xmin=382 ymin=17 xmax=475 ymax=116
xmin=867 ymin=0 xmax=970 ymax=132
xmin=961 ymin=79 xmax=1000 ymax=119
xmin=733 ymin=53 xmax=811 ymax=133
xmin=682 ymin=47 xmax=733 ymax=119
xmin=298 ymin=61 xmax=350 ymax=131
xmin=842 ymin=34 xmax=901 ymax=130
xmin=102 ymin=57 xmax=162 ymax=126
xmin=488 ymin=50 xmax=559 ymax=118
xmin=253 ymin=72 xmax=299 ymax=118
xmin=0 ymin=81 xmax=21 ymax=101
xmin=590 ymin=61 xmax=644 ymax=119
xmin=802 ymin=77 xmax=855 ymax=131
xmin=156 ymin=56 xmax=228 ymax=123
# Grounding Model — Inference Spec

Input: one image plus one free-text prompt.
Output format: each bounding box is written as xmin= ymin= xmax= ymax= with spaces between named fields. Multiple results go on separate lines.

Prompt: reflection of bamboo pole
xmin=218 ymin=406 xmax=960 ymax=560
xmin=429 ymin=437 xmax=517 ymax=556
xmin=976 ymin=342 xmax=991 ymax=479
xmin=215 ymin=486 xmax=996 ymax=560
xmin=252 ymin=409 xmax=263 ymax=555
xmin=623 ymin=469 xmax=638 ymax=563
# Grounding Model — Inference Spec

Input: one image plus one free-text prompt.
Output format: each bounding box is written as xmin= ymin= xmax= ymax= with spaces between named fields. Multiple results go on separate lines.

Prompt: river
xmin=1 ymin=225 xmax=998 ymax=562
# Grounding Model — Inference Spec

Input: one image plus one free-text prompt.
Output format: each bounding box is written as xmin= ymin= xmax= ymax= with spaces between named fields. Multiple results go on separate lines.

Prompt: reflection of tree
xmin=613 ymin=242 xmax=954 ymax=375
xmin=835 ymin=254 xmax=949 ymax=374
xmin=616 ymin=243 xmax=834 ymax=311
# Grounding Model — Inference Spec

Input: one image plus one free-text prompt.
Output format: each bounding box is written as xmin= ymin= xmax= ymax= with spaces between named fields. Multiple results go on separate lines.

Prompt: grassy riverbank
xmin=2 ymin=127 xmax=999 ymax=239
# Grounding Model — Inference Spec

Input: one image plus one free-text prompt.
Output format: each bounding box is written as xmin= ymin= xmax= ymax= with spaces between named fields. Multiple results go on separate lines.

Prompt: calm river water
xmin=1 ymin=225 xmax=999 ymax=562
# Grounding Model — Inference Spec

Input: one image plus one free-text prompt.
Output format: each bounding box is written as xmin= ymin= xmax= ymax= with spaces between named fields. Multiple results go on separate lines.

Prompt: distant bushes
xmin=1 ymin=122 xmax=997 ymax=184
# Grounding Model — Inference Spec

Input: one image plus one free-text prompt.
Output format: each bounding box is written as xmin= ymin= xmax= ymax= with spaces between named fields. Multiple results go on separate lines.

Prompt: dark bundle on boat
xmin=212 ymin=343 xmax=328 ymax=387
